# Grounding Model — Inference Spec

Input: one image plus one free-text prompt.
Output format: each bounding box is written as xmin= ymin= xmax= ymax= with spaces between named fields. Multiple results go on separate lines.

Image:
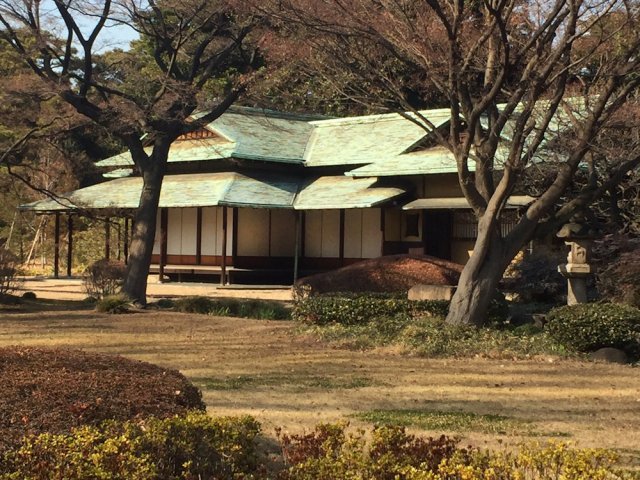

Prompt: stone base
xmin=408 ymin=284 xmax=456 ymax=301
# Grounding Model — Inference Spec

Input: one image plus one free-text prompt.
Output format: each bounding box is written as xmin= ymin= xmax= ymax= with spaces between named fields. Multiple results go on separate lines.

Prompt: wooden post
xmin=104 ymin=217 xmax=111 ymax=260
xmin=53 ymin=213 xmax=60 ymax=279
xmin=293 ymin=210 xmax=301 ymax=283
xmin=159 ymin=208 xmax=168 ymax=282
xmin=66 ymin=214 xmax=73 ymax=277
xmin=196 ymin=207 xmax=203 ymax=265
xmin=339 ymin=209 xmax=345 ymax=266
xmin=123 ymin=217 xmax=129 ymax=264
xmin=220 ymin=206 xmax=228 ymax=286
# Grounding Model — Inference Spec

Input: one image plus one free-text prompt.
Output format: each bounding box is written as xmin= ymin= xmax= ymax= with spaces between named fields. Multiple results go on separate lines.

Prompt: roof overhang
xmin=403 ymin=195 xmax=536 ymax=210
xmin=21 ymin=173 xmax=407 ymax=213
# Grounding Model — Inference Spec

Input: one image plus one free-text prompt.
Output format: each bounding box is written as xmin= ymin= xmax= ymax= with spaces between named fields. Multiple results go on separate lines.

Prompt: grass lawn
xmin=0 ymin=303 xmax=639 ymax=467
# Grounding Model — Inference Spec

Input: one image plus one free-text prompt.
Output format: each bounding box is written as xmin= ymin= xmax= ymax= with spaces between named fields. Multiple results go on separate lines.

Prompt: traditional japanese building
xmin=22 ymin=106 xmax=534 ymax=283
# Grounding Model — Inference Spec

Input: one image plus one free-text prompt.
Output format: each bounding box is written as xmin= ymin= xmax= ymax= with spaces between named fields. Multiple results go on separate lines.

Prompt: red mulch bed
xmin=0 ymin=346 xmax=204 ymax=452
xmin=296 ymin=254 xmax=463 ymax=294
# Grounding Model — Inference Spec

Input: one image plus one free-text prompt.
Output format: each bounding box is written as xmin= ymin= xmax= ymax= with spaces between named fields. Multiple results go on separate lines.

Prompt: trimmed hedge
xmin=174 ymin=296 xmax=291 ymax=320
xmin=546 ymin=303 xmax=640 ymax=355
xmin=292 ymin=293 xmax=447 ymax=325
xmin=0 ymin=347 xmax=205 ymax=454
xmin=292 ymin=292 xmax=507 ymax=326
xmin=0 ymin=412 xmax=261 ymax=480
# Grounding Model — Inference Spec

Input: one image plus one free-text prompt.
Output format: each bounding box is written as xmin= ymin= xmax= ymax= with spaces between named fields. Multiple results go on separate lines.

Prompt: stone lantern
xmin=556 ymin=215 xmax=597 ymax=305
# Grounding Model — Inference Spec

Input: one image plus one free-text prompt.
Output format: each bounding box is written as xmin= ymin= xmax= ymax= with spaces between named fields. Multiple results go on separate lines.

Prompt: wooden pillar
xmin=293 ymin=210 xmax=301 ymax=284
xmin=104 ymin=217 xmax=111 ymax=260
xmin=231 ymin=207 xmax=238 ymax=263
xmin=53 ymin=213 xmax=60 ymax=279
xmin=220 ymin=206 xmax=228 ymax=286
xmin=123 ymin=217 xmax=129 ymax=265
xmin=66 ymin=214 xmax=73 ymax=277
xmin=339 ymin=209 xmax=345 ymax=266
xmin=380 ymin=208 xmax=386 ymax=256
xmin=159 ymin=208 xmax=168 ymax=282
xmin=196 ymin=207 xmax=203 ymax=265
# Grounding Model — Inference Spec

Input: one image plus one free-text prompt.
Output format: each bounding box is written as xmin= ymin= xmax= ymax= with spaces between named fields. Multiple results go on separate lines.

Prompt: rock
xmin=589 ymin=348 xmax=629 ymax=364
xmin=408 ymin=284 xmax=456 ymax=301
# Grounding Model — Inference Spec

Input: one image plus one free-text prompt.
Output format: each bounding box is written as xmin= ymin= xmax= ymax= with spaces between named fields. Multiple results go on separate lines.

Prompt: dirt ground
xmin=16 ymin=276 xmax=293 ymax=301
xmin=0 ymin=308 xmax=639 ymax=465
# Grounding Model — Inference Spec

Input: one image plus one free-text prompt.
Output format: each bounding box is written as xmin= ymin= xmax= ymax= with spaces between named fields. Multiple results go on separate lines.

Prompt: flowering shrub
xmin=0 ymin=412 xmax=261 ymax=480
xmin=277 ymin=423 xmax=635 ymax=480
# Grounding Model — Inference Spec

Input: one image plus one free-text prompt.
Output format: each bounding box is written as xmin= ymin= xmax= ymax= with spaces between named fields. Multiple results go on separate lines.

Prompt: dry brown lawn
xmin=0 ymin=307 xmax=639 ymax=466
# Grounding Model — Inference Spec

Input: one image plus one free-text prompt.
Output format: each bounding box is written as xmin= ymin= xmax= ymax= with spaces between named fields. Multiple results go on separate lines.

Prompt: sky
xmin=39 ymin=0 xmax=140 ymax=52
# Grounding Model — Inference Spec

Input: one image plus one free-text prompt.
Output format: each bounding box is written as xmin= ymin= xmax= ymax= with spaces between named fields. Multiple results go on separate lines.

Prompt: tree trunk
xmin=446 ymin=222 xmax=509 ymax=326
xmin=122 ymin=155 xmax=166 ymax=305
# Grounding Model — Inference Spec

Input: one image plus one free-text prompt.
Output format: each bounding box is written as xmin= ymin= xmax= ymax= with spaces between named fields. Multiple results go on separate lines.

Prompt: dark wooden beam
xmin=196 ymin=207 xmax=203 ymax=265
xmin=66 ymin=214 xmax=73 ymax=277
xmin=293 ymin=210 xmax=301 ymax=283
xmin=231 ymin=207 xmax=238 ymax=263
xmin=123 ymin=217 xmax=129 ymax=265
xmin=53 ymin=212 xmax=60 ymax=279
xmin=339 ymin=209 xmax=345 ymax=266
xmin=221 ymin=206 xmax=228 ymax=286
xmin=159 ymin=208 xmax=168 ymax=283
xmin=301 ymin=211 xmax=306 ymax=257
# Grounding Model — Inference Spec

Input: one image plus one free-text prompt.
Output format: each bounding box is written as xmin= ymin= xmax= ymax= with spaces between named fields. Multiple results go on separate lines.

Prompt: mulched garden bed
xmin=296 ymin=254 xmax=463 ymax=294
xmin=0 ymin=346 xmax=204 ymax=453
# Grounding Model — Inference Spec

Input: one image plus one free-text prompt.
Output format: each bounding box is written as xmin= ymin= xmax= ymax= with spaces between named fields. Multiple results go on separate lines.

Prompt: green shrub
xmin=174 ymin=296 xmax=290 ymax=320
xmin=0 ymin=250 xmax=21 ymax=296
xmin=1 ymin=412 xmax=262 ymax=480
xmin=82 ymin=259 xmax=126 ymax=299
xmin=278 ymin=424 xmax=632 ymax=480
xmin=96 ymin=294 xmax=130 ymax=314
xmin=292 ymin=293 xmax=448 ymax=325
xmin=546 ymin=303 xmax=640 ymax=354
xmin=278 ymin=422 xmax=461 ymax=480
xmin=155 ymin=298 xmax=176 ymax=309
xmin=292 ymin=292 xmax=509 ymax=326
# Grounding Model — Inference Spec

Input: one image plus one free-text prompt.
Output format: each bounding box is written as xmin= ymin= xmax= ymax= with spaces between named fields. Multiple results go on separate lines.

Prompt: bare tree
xmin=262 ymin=0 xmax=640 ymax=325
xmin=0 ymin=0 xmax=259 ymax=304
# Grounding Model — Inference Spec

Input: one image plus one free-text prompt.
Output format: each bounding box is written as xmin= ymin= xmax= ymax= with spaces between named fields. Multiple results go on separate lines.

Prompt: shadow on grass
xmin=193 ymin=373 xmax=376 ymax=392
xmin=352 ymin=408 xmax=571 ymax=438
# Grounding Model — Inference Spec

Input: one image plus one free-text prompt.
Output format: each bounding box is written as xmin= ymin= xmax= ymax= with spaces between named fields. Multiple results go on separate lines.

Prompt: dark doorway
xmin=423 ymin=210 xmax=453 ymax=260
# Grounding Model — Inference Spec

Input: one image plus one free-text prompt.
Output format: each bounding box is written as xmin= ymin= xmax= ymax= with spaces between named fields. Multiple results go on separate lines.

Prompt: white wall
xmin=304 ymin=210 xmax=340 ymax=258
xmin=237 ymin=208 xmax=270 ymax=256
xmin=201 ymin=207 xmax=232 ymax=256
xmin=270 ymin=209 xmax=296 ymax=256
xmin=344 ymin=209 xmax=382 ymax=259
xmin=165 ymin=208 xmax=198 ymax=255
xmin=362 ymin=208 xmax=382 ymax=258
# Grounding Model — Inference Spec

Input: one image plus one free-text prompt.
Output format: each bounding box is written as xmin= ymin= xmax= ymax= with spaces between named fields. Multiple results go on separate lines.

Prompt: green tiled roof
xmin=303 ymin=109 xmax=451 ymax=167
xmin=294 ymin=176 xmax=405 ymax=209
xmin=21 ymin=173 xmax=405 ymax=212
xmin=96 ymin=107 xmax=318 ymax=168
xmin=346 ymin=148 xmax=462 ymax=177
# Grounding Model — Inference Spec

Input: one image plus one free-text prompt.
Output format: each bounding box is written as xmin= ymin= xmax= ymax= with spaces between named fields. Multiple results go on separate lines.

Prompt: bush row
xmin=278 ymin=423 xmax=634 ymax=480
xmin=172 ymin=296 xmax=291 ymax=320
xmin=292 ymin=293 xmax=449 ymax=325
xmin=546 ymin=303 xmax=640 ymax=355
xmin=2 ymin=419 xmax=636 ymax=480
xmin=0 ymin=412 xmax=261 ymax=480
